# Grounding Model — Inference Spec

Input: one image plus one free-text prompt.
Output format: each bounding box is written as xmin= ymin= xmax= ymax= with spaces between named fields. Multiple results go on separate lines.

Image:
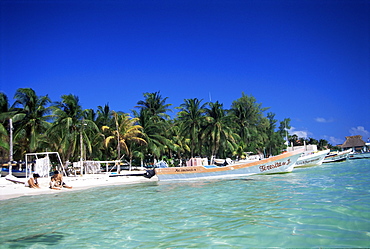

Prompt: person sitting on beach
xmin=25 ymin=173 xmax=40 ymax=189
xmin=50 ymin=171 xmax=72 ymax=189
xmin=49 ymin=176 xmax=62 ymax=190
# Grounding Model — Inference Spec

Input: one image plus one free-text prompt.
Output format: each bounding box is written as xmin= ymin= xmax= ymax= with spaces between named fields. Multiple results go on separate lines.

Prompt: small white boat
xmin=144 ymin=150 xmax=303 ymax=181
xmin=348 ymin=142 xmax=370 ymax=160
xmin=294 ymin=149 xmax=330 ymax=168
xmin=323 ymin=149 xmax=352 ymax=163
xmin=348 ymin=151 xmax=370 ymax=160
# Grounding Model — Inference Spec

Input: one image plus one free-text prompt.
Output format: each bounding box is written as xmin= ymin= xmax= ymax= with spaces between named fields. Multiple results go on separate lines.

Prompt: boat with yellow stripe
xmin=144 ymin=149 xmax=303 ymax=181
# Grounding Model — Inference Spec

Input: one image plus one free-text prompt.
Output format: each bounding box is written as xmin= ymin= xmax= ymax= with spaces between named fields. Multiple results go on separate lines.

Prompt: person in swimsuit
xmin=50 ymin=171 xmax=72 ymax=189
xmin=25 ymin=173 xmax=40 ymax=188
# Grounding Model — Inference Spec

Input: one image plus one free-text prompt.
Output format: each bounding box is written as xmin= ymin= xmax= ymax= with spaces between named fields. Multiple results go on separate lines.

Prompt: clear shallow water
xmin=1 ymin=160 xmax=369 ymax=248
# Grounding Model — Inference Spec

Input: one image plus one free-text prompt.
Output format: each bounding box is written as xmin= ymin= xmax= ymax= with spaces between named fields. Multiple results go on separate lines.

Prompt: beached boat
xmin=294 ymin=149 xmax=330 ymax=168
xmin=1 ymin=164 xmax=28 ymax=178
xmin=323 ymin=149 xmax=352 ymax=163
xmin=144 ymin=150 xmax=303 ymax=181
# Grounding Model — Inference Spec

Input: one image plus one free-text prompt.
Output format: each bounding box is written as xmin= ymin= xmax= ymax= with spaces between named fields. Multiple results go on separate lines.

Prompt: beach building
xmin=340 ymin=135 xmax=367 ymax=153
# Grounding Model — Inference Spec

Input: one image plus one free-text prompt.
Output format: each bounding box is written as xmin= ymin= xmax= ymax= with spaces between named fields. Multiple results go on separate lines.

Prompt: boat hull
xmin=154 ymin=150 xmax=303 ymax=181
xmin=1 ymin=168 xmax=28 ymax=178
xmin=348 ymin=152 xmax=370 ymax=160
xmin=294 ymin=149 xmax=330 ymax=168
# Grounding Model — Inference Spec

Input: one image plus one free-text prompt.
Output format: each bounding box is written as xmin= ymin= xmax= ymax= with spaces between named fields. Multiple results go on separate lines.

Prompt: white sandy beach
xmin=0 ymin=172 xmax=158 ymax=200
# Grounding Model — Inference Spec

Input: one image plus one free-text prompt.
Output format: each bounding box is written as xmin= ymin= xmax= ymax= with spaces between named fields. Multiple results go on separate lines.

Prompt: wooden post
xmin=8 ymin=118 xmax=13 ymax=175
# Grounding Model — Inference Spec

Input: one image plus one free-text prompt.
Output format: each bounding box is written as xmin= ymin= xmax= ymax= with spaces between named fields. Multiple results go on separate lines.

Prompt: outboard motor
xmin=144 ymin=161 xmax=167 ymax=178
xmin=222 ymin=158 xmax=233 ymax=166
xmin=144 ymin=169 xmax=156 ymax=179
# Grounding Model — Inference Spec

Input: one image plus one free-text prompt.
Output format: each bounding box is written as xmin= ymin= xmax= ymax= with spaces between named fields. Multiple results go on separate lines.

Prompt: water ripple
xmin=1 ymin=160 xmax=370 ymax=248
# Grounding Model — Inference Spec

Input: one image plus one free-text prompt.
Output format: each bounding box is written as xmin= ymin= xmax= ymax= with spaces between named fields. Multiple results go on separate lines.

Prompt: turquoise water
xmin=1 ymin=160 xmax=369 ymax=248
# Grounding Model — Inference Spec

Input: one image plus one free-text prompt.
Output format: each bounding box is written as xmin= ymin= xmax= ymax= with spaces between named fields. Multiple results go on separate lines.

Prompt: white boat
xmin=323 ymin=149 xmax=352 ymax=163
xmin=348 ymin=151 xmax=370 ymax=160
xmin=144 ymin=150 xmax=303 ymax=181
xmin=294 ymin=149 xmax=330 ymax=168
xmin=348 ymin=142 xmax=370 ymax=160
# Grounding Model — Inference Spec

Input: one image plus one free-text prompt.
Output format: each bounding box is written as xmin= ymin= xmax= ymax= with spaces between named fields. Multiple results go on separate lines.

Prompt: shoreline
xmin=0 ymin=173 xmax=158 ymax=201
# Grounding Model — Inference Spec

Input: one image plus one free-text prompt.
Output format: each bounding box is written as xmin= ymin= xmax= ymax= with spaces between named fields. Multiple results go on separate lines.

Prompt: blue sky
xmin=1 ymin=0 xmax=369 ymax=145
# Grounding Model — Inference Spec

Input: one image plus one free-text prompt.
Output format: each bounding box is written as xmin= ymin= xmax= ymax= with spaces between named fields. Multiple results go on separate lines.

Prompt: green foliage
xmin=10 ymin=88 xmax=52 ymax=157
xmin=176 ymin=98 xmax=207 ymax=158
xmin=2 ymin=88 xmax=335 ymax=164
xmin=133 ymin=92 xmax=172 ymax=163
xmin=104 ymin=111 xmax=146 ymax=169
xmin=229 ymin=93 xmax=269 ymax=154
xmin=203 ymin=101 xmax=238 ymax=158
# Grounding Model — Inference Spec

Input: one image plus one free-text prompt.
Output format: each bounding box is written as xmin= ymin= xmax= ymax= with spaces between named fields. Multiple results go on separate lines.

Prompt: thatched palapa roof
xmin=340 ymin=135 xmax=365 ymax=149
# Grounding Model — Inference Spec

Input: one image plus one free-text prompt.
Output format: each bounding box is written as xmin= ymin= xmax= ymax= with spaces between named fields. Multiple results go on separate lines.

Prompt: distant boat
xmin=212 ymin=153 xmax=262 ymax=166
xmin=1 ymin=163 xmax=28 ymax=178
xmin=294 ymin=149 xmax=330 ymax=168
xmin=323 ymin=149 xmax=352 ymax=163
xmin=348 ymin=151 xmax=370 ymax=160
xmin=144 ymin=150 xmax=303 ymax=181
xmin=348 ymin=141 xmax=370 ymax=160
xmin=287 ymin=143 xmax=329 ymax=168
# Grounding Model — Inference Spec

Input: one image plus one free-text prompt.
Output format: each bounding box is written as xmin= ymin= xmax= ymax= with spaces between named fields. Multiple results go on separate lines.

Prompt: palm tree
xmin=96 ymin=104 xmax=113 ymax=128
xmin=229 ymin=93 xmax=269 ymax=153
xmin=233 ymin=141 xmax=248 ymax=160
xmin=204 ymin=101 xmax=238 ymax=160
xmin=134 ymin=92 xmax=172 ymax=164
xmin=167 ymin=120 xmax=190 ymax=165
xmin=177 ymin=98 xmax=207 ymax=158
xmin=264 ymin=112 xmax=275 ymax=155
xmin=94 ymin=104 xmax=114 ymax=160
xmin=48 ymin=94 xmax=98 ymax=163
xmin=278 ymin=118 xmax=291 ymax=147
xmin=84 ymin=108 xmax=97 ymax=122
xmin=11 ymin=88 xmax=52 ymax=157
xmin=0 ymin=122 xmax=9 ymax=154
xmin=83 ymin=108 xmax=105 ymax=160
xmin=318 ymin=139 xmax=329 ymax=150
xmin=0 ymin=93 xmax=10 ymax=160
xmin=133 ymin=108 xmax=169 ymax=164
xmin=104 ymin=111 xmax=146 ymax=170
xmin=0 ymin=92 xmax=9 ymax=114
xmin=135 ymin=91 xmax=172 ymax=121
